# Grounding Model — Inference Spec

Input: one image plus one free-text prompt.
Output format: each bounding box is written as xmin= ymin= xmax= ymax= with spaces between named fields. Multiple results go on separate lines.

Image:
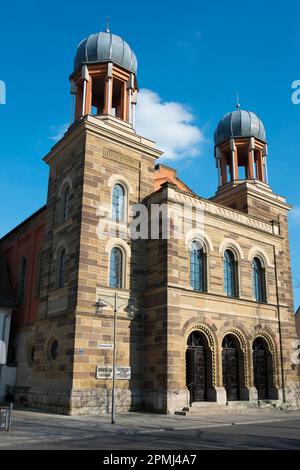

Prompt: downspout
xmin=273 ymin=245 xmax=286 ymax=403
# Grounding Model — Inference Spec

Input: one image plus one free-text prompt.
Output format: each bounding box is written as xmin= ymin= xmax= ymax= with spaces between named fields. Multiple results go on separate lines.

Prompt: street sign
xmin=116 ymin=367 xmax=131 ymax=380
xmin=98 ymin=343 xmax=114 ymax=350
xmin=96 ymin=366 xmax=113 ymax=379
xmin=96 ymin=366 xmax=131 ymax=380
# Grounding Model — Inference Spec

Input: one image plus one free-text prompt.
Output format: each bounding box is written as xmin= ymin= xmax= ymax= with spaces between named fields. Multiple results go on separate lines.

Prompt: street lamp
xmin=95 ymin=292 xmax=136 ymax=424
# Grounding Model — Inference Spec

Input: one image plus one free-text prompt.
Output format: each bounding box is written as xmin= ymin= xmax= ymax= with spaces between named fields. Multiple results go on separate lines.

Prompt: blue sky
xmin=0 ymin=0 xmax=299 ymax=307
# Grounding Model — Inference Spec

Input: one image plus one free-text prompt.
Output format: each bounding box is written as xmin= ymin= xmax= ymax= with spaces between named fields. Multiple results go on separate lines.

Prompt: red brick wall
xmin=0 ymin=208 xmax=46 ymax=325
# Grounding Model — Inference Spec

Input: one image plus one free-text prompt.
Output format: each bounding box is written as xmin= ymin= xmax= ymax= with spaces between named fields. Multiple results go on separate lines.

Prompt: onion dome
xmin=74 ymin=31 xmax=137 ymax=74
xmin=214 ymin=109 xmax=266 ymax=146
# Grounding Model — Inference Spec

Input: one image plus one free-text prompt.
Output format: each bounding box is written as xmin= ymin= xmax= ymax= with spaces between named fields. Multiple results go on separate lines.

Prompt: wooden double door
xmin=186 ymin=346 xmax=207 ymax=402
xmin=222 ymin=335 xmax=240 ymax=401
xmin=253 ymin=338 xmax=269 ymax=399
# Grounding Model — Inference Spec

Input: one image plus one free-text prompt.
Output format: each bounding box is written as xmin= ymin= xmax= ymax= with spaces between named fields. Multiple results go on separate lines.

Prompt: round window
xmin=27 ymin=344 xmax=35 ymax=367
xmin=47 ymin=339 xmax=58 ymax=363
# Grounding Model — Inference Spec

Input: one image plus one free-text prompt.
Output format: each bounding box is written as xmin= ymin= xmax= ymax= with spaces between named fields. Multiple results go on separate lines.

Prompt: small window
xmin=224 ymin=250 xmax=237 ymax=297
xmin=190 ymin=242 xmax=206 ymax=292
xmin=62 ymin=186 xmax=71 ymax=222
xmin=58 ymin=249 xmax=67 ymax=288
xmin=17 ymin=257 xmax=27 ymax=305
xmin=109 ymin=247 xmax=123 ymax=289
xmin=112 ymin=184 xmax=125 ymax=222
xmin=27 ymin=344 xmax=35 ymax=367
xmin=47 ymin=338 xmax=58 ymax=363
xmin=252 ymin=257 xmax=266 ymax=302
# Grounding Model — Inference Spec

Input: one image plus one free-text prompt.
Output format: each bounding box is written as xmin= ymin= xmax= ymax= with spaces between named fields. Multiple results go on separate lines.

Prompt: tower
xmin=22 ymin=28 xmax=161 ymax=414
xmin=70 ymin=29 xmax=138 ymax=124
xmin=212 ymin=106 xmax=270 ymax=213
xmin=211 ymin=106 xmax=297 ymax=404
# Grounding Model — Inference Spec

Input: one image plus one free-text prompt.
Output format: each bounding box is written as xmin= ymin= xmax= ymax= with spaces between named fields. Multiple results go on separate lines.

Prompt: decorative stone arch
xmin=53 ymin=240 xmax=69 ymax=261
xmin=105 ymin=238 xmax=131 ymax=289
xmin=218 ymin=322 xmax=250 ymax=400
xmin=107 ymin=174 xmax=134 ymax=195
xmin=105 ymin=238 xmax=131 ymax=259
xmin=248 ymin=246 xmax=273 ymax=268
xmin=219 ymin=238 xmax=244 ymax=261
xmin=185 ymin=230 xmax=213 ymax=293
xmin=53 ymin=240 xmax=69 ymax=288
xmin=249 ymin=248 xmax=270 ymax=302
xmin=58 ymin=176 xmax=73 ymax=197
xmin=252 ymin=328 xmax=280 ymax=392
xmin=182 ymin=320 xmax=217 ymax=388
xmin=185 ymin=229 xmax=214 ymax=254
xmin=219 ymin=239 xmax=244 ymax=298
xmin=58 ymin=177 xmax=73 ymax=223
xmin=107 ymin=174 xmax=133 ymax=224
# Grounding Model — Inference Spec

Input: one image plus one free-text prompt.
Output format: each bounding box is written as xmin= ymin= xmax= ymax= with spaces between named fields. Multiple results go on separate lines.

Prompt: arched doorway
xmin=222 ymin=334 xmax=241 ymax=401
xmin=186 ymin=331 xmax=210 ymax=402
xmin=253 ymin=337 xmax=271 ymax=399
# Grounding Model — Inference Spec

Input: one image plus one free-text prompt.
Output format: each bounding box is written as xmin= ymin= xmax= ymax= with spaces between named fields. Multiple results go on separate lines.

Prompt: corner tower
xmin=212 ymin=105 xmax=272 ymax=213
xmin=22 ymin=26 xmax=162 ymax=415
xmin=70 ymin=27 xmax=138 ymax=124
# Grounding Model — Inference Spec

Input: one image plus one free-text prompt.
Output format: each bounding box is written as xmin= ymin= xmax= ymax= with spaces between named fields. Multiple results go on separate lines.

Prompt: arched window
xmin=58 ymin=249 xmax=67 ymax=288
xmin=17 ymin=257 xmax=27 ymax=304
xmin=62 ymin=186 xmax=71 ymax=222
xmin=252 ymin=257 xmax=266 ymax=302
xmin=109 ymin=247 xmax=123 ymax=289
xmin=190 ymin=242 xmax=206 ymax=292
xmin=224 ymin=250 xmax=237 ymax=297
xmin=112 ymin=184 xmax=125 ymax=222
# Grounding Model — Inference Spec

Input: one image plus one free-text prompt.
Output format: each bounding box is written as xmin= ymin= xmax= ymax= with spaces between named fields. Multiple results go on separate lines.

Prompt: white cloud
xmin=290 ymin=207 xmax=300 ymax=226
xmin=49 ymin=123 xmax=69 ymax=141
xmin=135 ymin=89 xmax=204 ymax=160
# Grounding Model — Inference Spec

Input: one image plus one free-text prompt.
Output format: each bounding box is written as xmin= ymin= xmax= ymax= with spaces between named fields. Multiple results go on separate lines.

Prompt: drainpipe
xmin=273 ymin=245 xmax=286 ymax=403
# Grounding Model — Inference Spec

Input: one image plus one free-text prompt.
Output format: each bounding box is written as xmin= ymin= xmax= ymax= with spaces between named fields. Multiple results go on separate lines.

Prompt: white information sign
xmin=116 ymin=367 xmax=131 ymax=380
xmin=96 ymin=366 xmax=113 ymax=379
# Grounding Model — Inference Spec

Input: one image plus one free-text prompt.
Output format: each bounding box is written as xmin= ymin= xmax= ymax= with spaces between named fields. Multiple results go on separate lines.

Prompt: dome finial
xmin=105 ymin=16 xmax=110 ymax=33
xmin=236 ymin=92 xmax=241 ymax=110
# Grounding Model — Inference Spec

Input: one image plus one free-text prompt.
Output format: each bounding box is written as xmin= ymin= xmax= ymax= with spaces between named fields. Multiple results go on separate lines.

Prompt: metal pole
xmin=111 ymin=292 xmax=117 ymax=424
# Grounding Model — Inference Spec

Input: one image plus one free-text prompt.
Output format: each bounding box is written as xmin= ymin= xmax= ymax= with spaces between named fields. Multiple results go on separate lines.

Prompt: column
xmin=104 ymin=63 xmax=113 ymax=115
xmin=256 ymin=149 xmax=264 ymax=182
xmin=120 ymin=81 xmax=127 ymax=121
xmin=220 ymin=153 xmax=227 ymax=185
xmin=230 ymin=138 xmax=238 ymax=180
xmin=263 ymin=144 xmax=269 ymax=184
xmin=131 ymin=91 xmax=138 ymax=128
xmin=70 ymin=81 xmax=77 ymax=124
xmin=75 ymin=85 xmax=83 ymax=121
xmin=84 ymin=78 xmax=92 ymax=115
xmin=215 ymin=148 xmax=222 ymax=186
xmin=248 ymin=138 xmax=255 ymax=179
xmin=81 ymin=65 xmax=91 ymax=116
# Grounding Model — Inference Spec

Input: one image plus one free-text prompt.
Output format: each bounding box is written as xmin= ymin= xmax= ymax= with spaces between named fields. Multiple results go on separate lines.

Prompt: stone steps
xmin=175 ymin=400 xmax=284 ymax=416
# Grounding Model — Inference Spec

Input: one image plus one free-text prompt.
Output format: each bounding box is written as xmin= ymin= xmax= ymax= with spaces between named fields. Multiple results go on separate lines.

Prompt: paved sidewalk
xmin=1 ymin=407 xmax=300 ymax=449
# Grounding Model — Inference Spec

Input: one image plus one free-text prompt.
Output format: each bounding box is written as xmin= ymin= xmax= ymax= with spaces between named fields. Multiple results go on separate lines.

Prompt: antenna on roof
xmin=236 ymin=92 xmax=241 ymax=109
xmin=105 ymin=16 xmax=110 ymax=33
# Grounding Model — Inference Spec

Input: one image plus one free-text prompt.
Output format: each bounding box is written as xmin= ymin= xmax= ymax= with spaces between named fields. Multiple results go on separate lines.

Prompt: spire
xmin=236 ymin=92 xmax=241 ymax=110
xmin=105 ymin=16 xmax=110 ymax=33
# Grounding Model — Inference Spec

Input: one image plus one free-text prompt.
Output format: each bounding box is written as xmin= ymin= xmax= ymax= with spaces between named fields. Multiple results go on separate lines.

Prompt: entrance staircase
xmin=175 ymin=400 xmax=287 ymax=416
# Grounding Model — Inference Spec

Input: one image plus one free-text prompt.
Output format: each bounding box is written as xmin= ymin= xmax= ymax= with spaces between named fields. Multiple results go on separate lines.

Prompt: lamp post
xmin=95 ymin=293 xmax=136 ymax=424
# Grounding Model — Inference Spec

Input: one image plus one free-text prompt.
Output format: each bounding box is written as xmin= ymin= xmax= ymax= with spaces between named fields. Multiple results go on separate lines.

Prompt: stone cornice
xmin=43 ymin=115 xmax=163 ymax=164
xmin=148 ymin=184 xmax=278 ymax=236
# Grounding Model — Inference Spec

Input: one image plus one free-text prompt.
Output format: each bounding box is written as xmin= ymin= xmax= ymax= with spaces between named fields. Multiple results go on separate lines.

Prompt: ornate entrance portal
xmin=186 ymin=331 xmax=209 ymax=402
xmin=222 ymin=334 xmax=240 ymax=401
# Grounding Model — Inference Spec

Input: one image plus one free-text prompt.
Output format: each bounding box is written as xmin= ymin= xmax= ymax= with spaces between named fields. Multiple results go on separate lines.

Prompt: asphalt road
xmin=3 ymin=417 xmax=300 ymax=450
